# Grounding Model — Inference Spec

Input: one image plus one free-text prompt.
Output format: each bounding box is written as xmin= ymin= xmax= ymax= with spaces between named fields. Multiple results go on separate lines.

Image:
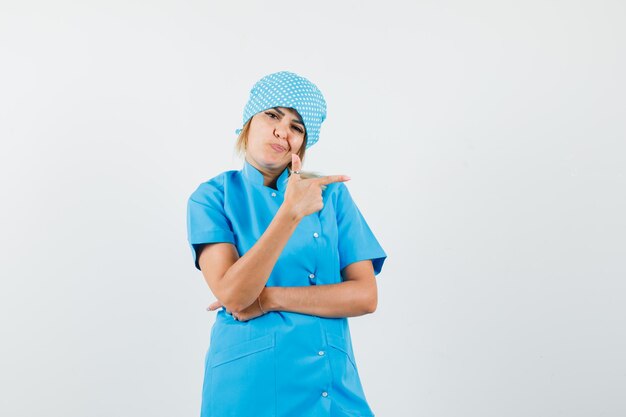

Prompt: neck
xmin=246 ymin=157 xmax=285 ymax=188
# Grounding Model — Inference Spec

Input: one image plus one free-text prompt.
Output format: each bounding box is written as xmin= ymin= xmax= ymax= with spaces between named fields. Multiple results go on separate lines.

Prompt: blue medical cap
xmin=235 ymin=71 xmax=327 ymax=149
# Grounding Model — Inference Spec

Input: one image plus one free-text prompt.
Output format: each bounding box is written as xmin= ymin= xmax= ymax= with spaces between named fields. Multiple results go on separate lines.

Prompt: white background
xmin=1 ymin=1 xmax=625 ymax=416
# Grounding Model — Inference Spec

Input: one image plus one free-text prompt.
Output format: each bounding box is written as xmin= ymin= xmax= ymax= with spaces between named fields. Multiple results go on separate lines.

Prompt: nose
xmin=274 ymin=123 xmax=288 ymax=140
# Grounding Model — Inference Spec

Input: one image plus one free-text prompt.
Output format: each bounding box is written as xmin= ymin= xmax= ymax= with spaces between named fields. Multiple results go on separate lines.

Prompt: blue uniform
xmin=187 ymin=159 xmax=387 ymax=417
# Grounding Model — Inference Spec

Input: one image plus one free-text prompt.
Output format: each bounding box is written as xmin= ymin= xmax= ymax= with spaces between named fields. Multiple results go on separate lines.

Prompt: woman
xmin=186 ymin=71 xmax=387 ymax=417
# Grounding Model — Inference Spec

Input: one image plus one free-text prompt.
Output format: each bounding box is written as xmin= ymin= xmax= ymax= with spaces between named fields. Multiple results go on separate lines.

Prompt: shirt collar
xmin=242 ymin=159 xmax=290 ymax=192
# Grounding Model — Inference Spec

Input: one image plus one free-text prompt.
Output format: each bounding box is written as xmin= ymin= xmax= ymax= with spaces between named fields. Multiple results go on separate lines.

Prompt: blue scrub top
xmin=187 ymin=159 xmax=387 ymax=417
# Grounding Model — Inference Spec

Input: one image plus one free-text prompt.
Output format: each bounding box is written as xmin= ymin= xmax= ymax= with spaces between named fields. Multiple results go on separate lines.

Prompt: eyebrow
xmin=271 ymin=107 xmax=305 ymax=126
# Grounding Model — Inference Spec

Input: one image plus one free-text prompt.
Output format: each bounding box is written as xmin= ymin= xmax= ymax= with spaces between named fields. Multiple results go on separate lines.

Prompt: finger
xmin=210 ymin=300 xmax=222 ymax=308
xmin=206 ymin=300 xmax=222 ymax=311
xmin=290 ymin=153 xmax=302 ymax=175
xmin=316 ymin=174 xmax=351 ymax=186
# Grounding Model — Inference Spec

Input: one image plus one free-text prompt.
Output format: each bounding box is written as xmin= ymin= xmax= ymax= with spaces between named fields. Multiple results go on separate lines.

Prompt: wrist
xmin=278 ymin=203 xmax=302 ymax=224
xmin=260 ymin=286 xmax=278 ymax=312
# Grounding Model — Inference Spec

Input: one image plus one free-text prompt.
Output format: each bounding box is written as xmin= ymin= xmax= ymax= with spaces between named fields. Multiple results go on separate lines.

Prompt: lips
xmin=270 ymin=144 xmax=286 ymax=152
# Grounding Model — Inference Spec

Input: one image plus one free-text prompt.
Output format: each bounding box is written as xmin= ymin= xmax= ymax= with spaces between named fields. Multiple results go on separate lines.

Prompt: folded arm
xmin=259 ymin=260 xmax=378 ymax=318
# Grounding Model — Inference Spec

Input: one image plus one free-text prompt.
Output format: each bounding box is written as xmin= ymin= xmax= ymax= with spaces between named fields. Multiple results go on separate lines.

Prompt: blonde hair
xmin=234 ymin=112 xmax=325 ymax=181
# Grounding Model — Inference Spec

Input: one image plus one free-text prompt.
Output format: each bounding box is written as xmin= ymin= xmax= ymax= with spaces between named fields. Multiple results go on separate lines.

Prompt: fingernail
xmin=345 ymin=176 xmax=351 ymax=180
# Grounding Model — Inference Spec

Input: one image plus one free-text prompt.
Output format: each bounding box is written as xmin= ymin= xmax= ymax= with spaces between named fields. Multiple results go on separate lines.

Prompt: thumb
xmin=291 ymin=153 xmax=302 ymax=176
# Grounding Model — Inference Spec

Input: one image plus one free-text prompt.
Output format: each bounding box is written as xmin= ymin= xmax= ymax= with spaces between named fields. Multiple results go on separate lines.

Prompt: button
xmin=322 ymin=391 xmax=328 ymax=397
xmin=271 ymin=192 xmax=277 ymax=197
xmin=318 ymin=350 xmax=325 ymax=356
xmin=309 ymin=273 xmax=315 ymax=279
xmin=313 ymin=232 xmax=319 ymax=238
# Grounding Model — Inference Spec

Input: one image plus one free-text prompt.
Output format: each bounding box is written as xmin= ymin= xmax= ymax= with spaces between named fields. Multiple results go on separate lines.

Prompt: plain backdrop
xmin=1 ymin=1 xmax=625 ymax=416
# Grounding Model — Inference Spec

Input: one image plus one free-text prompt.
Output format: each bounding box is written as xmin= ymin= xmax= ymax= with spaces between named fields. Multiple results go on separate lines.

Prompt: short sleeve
xmin=186 ymin=178 xmax=236 ymax=271
xmin=335 ymin=182 xmax=387 ymax=276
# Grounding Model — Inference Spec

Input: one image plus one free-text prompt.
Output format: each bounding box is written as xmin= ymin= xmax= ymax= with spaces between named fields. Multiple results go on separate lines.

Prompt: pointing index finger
xmin=317 ymin=174 xmax=351 ymax=185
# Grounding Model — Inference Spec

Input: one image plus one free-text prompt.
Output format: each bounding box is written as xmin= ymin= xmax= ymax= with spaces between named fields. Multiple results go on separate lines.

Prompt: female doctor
xmin=186 ymin=71 xmax=387 ymax=417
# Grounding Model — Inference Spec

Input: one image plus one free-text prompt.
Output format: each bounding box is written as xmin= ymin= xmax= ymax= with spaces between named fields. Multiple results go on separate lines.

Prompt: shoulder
xmin=189 ymin=170 xmax=239 ymax=204
xmin=325 ymin=180 xmax=352 ymax=202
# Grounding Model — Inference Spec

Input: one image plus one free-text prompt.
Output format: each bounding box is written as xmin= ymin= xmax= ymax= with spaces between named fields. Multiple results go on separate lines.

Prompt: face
xmin=246 ymin=107 xmax=306 ymax=173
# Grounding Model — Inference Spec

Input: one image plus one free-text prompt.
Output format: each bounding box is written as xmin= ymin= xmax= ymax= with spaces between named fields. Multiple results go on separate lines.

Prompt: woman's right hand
xmin=282 ymin=153 xmax=351 ymax=221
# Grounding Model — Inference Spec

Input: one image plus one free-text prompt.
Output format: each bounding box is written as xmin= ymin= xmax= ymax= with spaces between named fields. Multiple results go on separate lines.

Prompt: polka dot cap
xmin=235 ymin=71 xmax=327 ymax=149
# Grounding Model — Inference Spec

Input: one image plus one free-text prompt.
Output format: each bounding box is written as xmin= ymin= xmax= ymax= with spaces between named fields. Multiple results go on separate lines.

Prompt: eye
xmin=292 ymin=126 xmax=304 ymax=134
xmin=265 ymin=111 xmax=278 ymax=119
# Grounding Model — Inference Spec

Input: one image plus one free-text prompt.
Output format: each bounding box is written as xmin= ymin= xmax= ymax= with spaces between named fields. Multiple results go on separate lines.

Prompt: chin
xmin=265 ymin=152 xmax=288 ymax=163
xmin=257 ymin=156 xmax=285 ymax=169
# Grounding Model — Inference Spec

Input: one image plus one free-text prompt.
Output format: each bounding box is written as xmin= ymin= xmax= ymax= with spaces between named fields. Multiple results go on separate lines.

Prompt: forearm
xmin=260 ymin=281 xmax=375 ymax=318
xmin=223 ymin=205 xmax=301 ymax=313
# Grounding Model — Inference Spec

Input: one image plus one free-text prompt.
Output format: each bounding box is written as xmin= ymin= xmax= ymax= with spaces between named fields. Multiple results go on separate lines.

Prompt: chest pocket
xmin=207 ymin=334 xmax=276 ymax=417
